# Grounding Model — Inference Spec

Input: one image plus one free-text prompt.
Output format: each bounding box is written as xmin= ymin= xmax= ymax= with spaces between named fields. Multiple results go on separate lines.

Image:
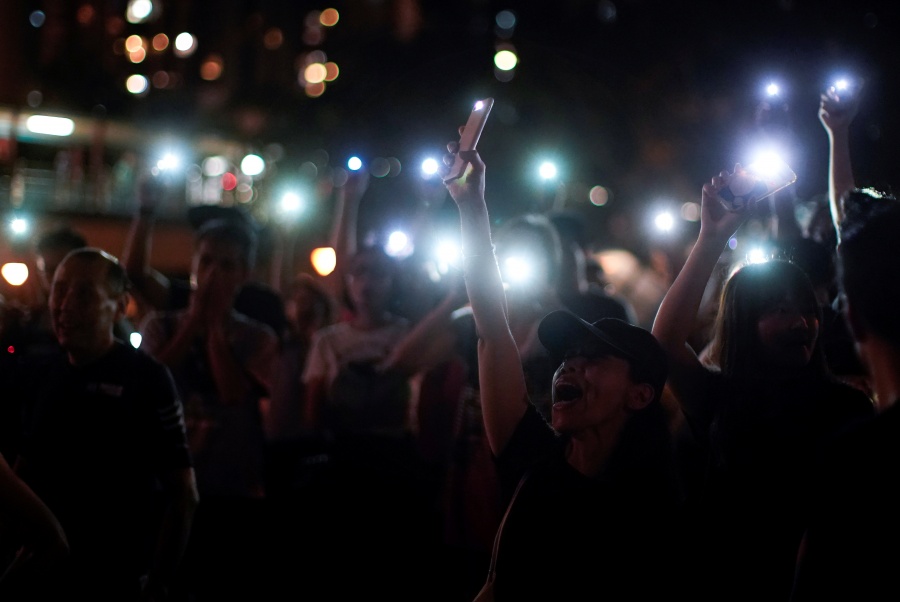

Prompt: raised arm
xmin=818 ymin=83 xmax=862 ymax=235
xmin=443 ymin=146 xmax=527 ymax=455
xmin=121 ymin=177 xmax=174 ymax=311
xmin=651 ymin=170 xmax=750 ymax=413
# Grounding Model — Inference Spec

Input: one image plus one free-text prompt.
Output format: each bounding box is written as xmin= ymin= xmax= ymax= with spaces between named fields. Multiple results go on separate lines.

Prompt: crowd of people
xmin=0 ymin=84 xmax=898 ymax=601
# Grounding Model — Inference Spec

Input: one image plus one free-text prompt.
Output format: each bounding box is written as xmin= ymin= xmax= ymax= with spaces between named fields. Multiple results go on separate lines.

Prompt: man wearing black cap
xmin=442 ymin=144 xmax=682 ymax=601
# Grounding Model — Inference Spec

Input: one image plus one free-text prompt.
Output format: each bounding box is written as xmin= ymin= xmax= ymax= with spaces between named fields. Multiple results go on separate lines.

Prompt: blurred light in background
xmin=681 ymin=202 xmax=701 ymax=222
xmin=654 ymin=211 xmax=675 ymax=232
xmin=202 ymin=156 xmax=229 ymax=177
xmin=126 ymin=0 xmax=154 ymax=24
xmin=200 ymin=54 xmax=224 ymax=81
xmin=130 ymin=332 xmax=143 ymax=349
xmin=1 ymin=263 xmax=28 ymax=287
xmin=538 ymin=161 xmax=557 ymax=180
xmin=496 ymin=10 xmax=517 ymax=31
xmin=156 ymin=153 xmax=180 ymax=172
xmin=9 ymin=217 xmax=28 ymax=235
xmin=502 ymin=255 xmax=532 ymax=285
xmin=747 ymin=247 xmax=768 ymax=264
xmin=320 ymin=9 xmax=340 ymax=27
xmin=494 ymin=48 xmax=518 ymax=71
xmin=29 ymin=11 xmax=46 ymax=28
xmin=589 ymin=185 xmax=609 ymax=206
xmin=279 ymin=192 xmax=302 ymax=215
xmin=25 ymin=115 xmax=75 ymax=137
xmin=305 ymin=63 xmax=327 ymax=84
xmin=174 ymin=33 xmax=196 ymax=58
xmin=765 ymin=82 xmax=780 ymax=97
xmin=222 ymin=173 xmax=238 ymax=191
xmin=385 ymin=230 xmax=414 ymax=259
xmin=240 ymin=154 xmax=265 ymax=177
xmin=311 ymin=247 xmax=337 ymax=276
xmin=152 ymin=33 xmax=169 ymax=51
xmin=434 ymin=239 xmax=460 ymax=271
xmin=347 ymin=156 xmax=363 ymax=171
xmin=126 ymin=74 xmax=149 ymax=94
xmin=420 ymin=158 xmax=439 ymax=177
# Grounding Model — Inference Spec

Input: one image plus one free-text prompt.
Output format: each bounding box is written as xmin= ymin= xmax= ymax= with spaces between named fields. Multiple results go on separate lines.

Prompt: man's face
xmin=550 ymin=350 xmax=637 ymax=435
xmin=190 ymin=238 xmax=249 ymax=299
xmin=49 ymin=257 xmax=122 ymax=361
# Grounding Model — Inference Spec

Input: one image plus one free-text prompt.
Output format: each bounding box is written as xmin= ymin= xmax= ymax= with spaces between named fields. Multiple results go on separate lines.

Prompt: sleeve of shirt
xmin=141 ymin=353 xmax=192 ymax=471
xmin=494 ymin=403 xmax=558 ymax=493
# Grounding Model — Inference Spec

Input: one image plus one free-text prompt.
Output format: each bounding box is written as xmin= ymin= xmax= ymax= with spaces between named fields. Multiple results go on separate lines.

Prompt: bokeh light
xmin=222 ymin=172 xmax=238 ymax=190
xmin=9 ymin=218 xmax=28 ymax=235
xmin=311 ymin=247 xmax=337 ymax=276
xmin=589 ymin=185 xmax=609 ymax=206
xmin=26 ymin=115 xmax=75 ymax=136
xmin=200 ymin=55 xmax=224 ymax=81
xmin=126 ymin=0 xmax=154 ymax=24
xmin=126 ymin=74 xmax=149 ymax=94
xmin=29 ymin=11 xmax=46 ymax=28
xmin=421 ymin=158 xmax=439 ymax=176
xmin=347 ymin=156 xmax=363 ymax=171
xmin=654 ymin=211 xmax=675 ymax=232
xmin=320 ymin=8 xmax=339 ymax=26
xmin=538 ymin=161 xmax=557 ymax=180
xmin=174 ymin=33 xmax=196 ymax=57
xmin=152 ymin=33 xmax=169 ymax=51
xmin=1 ymin=263 xmax=29 ymax=286
xmin=494 ymin=49 xmax=518 ymax=71
xmin=240 ymin=154 xmax=265 ymax=177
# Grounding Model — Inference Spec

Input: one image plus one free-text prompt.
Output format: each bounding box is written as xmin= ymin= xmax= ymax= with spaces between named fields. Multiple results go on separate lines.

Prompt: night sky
xmin=5 ymin=0 xmax=900 ymax=258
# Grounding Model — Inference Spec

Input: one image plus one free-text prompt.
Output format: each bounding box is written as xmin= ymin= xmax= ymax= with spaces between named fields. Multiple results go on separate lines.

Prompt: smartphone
xmin=717 ymin=158 xmax=798 ymax=212
xmin=443 ymin=97 xmax=494 ymax=183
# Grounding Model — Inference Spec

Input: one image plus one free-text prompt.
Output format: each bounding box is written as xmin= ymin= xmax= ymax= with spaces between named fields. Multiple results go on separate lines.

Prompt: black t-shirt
xmin=16 ymin=342 xmax=192 ymax=580
xmin=491 ymin=404 xmax=682 ymax=601
xmin=792 ymin=401 xmax=900 ymax=601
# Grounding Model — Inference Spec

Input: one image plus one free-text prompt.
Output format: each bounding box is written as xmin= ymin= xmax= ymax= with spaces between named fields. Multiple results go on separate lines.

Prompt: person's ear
xmin=626 ymin=383 xmax=654 ymax=411
xmin=114 ymin=293 xmax=129 ymax=321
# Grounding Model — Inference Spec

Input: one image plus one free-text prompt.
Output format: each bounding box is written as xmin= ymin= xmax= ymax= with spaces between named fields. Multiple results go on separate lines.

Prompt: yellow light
xmin=494 ymin=49 xmax=518 ymax=71
xmin=304 ymin=63 xmax=327 ymax=84
xmin=1 ymin=263 xmax=29 ymax=286
xmin=311 ymin=247 xmax=337 ymax=276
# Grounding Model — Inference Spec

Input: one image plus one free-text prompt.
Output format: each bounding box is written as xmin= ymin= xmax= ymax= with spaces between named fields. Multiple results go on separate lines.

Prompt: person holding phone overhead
xmin=442 ymin=128 xmax=682 ymax=601
xmin=651 ymin=166 xmax=874 ymax=601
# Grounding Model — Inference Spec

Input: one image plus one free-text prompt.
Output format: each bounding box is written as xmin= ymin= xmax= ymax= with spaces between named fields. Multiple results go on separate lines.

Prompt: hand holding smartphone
xmin=443 ymin=98 xmax=494 ymax=184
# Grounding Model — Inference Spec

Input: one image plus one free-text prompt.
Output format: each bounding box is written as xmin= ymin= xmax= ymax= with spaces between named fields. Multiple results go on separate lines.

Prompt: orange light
xmin=310 ymin=247 xmax=337 ymax=276
xmin=320 ymin=8 xmax=339 ymax=26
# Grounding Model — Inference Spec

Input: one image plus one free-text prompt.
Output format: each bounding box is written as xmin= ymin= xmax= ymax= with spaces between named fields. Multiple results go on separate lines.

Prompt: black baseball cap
xmin=538 ymin=310 xmax=668 ymax=401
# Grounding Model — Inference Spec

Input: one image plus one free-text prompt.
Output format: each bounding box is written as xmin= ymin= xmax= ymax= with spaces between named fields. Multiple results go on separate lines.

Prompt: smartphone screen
xmin=443 ymin=97 xmax=494 ymax=183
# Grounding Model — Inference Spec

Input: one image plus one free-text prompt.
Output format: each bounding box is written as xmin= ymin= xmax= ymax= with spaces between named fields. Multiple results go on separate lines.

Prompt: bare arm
xmin=121 ymin=179 xmax=173 ymax=311
xmin=818 ymin=84 xmax=862 ymax=235
xmin=651 ymin=170 xmax=750 ymax=414
xmin=379 ymin=275 xmax=468 ymax=376
xmin=444 ymin=147 xmax=527 ymax=456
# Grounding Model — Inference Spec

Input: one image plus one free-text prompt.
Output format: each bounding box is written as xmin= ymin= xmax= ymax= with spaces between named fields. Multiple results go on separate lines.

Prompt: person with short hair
xmin=139 ymin=219 xmax=279 ymax=601
xmin=12 ymin=248 xmax=197 ymax=601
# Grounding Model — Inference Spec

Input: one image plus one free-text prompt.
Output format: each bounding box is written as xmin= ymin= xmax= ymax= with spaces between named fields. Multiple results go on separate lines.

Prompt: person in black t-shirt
xmin=12 ymin=248 xmax=197 ymax=601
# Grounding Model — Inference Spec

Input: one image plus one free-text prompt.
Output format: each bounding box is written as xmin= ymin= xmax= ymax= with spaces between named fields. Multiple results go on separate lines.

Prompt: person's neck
xmin=67 ymin=340 xmax=115 ymax=367
xmin=565 ymin=423 xmax=624 ymax=478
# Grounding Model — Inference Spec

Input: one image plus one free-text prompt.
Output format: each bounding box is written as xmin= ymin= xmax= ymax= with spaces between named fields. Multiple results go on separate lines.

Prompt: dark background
xmin=1 ymin=0 xmax=898 ymax=259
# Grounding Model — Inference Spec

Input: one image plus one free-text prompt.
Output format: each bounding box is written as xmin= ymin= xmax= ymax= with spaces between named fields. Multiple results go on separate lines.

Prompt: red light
xmin=7 ymin=346 xmax=14 ymax=354
xmin=222 ymin=172 xmax=238 ymax=191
